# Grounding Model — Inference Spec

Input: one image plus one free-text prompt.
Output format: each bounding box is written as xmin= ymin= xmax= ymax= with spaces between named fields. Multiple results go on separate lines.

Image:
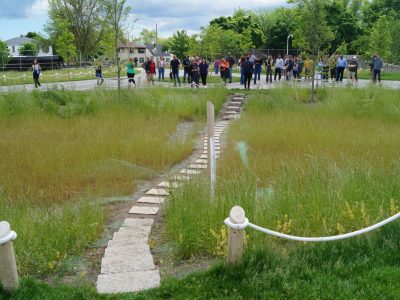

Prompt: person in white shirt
xmin=274 ymin=55 xmax=284 ymax=81
xmin=32 ymin=59 xmax=41 ymax=88
xmin=158 ymin=56 xmax=166 ymax=81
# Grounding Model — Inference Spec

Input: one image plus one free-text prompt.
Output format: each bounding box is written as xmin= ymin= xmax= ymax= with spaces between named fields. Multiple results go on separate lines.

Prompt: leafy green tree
xmin=291 ymin=0 xmax=334 ymax=102
xmin=19 ymin=42 xmax=38 ymax=56
xmin=390 ymin=20 xmax=400 ymax=64
xmin=368 ymin=15 xmax=392 ymax=61
xmin=104 ymin=0 xmax=130 ymax=92
xmin=167 ymin=30 xmax=192 ymax=60
xmin=51 ymin=19 xmax=77 ymax=64
xmin=48 ymin=0 xmax=108 ymax=61
xmin=0 ymin=40 xmax=10 ymax=69
xmin=136 ymin=29 xmax=156 ymax=44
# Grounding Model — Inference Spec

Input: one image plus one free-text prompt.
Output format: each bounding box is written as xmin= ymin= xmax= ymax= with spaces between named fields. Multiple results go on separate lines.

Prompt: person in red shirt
xmin=148 ymin=56 xmax=156 ymax=85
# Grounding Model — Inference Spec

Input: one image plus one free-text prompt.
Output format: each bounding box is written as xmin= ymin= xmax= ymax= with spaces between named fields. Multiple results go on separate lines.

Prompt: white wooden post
xmin=0 ymin=221 xmax=19 ymax=293
xmin=207 ymin=101 xmax=216 ymax=198
xmin=226 ymin=206 xmax=245 ymax=265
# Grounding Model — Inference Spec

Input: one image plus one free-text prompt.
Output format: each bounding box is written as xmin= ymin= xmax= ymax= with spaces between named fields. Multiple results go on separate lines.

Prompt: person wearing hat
xmin=348 ymin=56 xmax=358 ymax=83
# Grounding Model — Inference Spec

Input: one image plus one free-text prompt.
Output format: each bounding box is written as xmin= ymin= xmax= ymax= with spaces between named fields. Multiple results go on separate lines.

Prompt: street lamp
xmin=287 ymin=34 xmax=293 ymax=56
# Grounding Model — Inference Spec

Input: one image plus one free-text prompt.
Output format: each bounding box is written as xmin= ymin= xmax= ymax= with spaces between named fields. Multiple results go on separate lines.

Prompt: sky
xmin=0 ymin=0 xmax=288 ymax=41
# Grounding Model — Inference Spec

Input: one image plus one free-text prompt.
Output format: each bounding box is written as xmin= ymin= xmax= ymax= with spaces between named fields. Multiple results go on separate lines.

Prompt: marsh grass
xmin=0 ymin=87 xmax=226 ymax=276
xmin=166 ymin=86 xmax=400 ymax=258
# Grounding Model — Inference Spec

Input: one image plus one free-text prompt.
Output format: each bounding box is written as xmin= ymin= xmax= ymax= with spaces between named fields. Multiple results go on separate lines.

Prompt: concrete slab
xmin=122 ymin=218 xmax=154 ymax=228
xmin=188 ymin=164 xmax=207 ymax=169
xmin=230 ymin=101 xmax=243 ymax=107
xmin=146 ymin=188 xmax=169 ymax=196
xmin=200 ymin=154 xmax=208 ymax=159
xmin=114 ymin=227 xmax=152 ymax=239
xmin=195 ymin=159 xmax=208 ymax=164
xmin=180 ymin=169 xmax=202 ymax=175
xmin=137 ymin=196 xmax=165 ymax=204
xmin=97 ymin=270 xmax=160 ymax=294
xmin=171 ymin=174 xmax=192 ymax=181
xmin=129 ymin=206 xmax=159 ymax=215
xmin=158 ymin=181 xmax=181 ymax=188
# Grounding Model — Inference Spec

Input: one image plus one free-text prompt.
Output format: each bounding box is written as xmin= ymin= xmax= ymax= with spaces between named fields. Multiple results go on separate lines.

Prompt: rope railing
xmin=224 ymin=206 xmax=400 ymax=264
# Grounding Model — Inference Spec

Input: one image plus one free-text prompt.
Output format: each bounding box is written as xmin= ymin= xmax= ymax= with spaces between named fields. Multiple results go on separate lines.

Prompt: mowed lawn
xmin=0 ymin=87 xmax=226 ymax=277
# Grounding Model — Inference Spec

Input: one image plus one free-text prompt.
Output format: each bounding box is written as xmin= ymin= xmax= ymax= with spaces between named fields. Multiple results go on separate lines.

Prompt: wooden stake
xmin=0 ymin=222 xmax=19 ymax=293
xmin=226 ymin=206 xmax=245 ymax=265
xmin=207 ymin=101 xmax=216 ymax=197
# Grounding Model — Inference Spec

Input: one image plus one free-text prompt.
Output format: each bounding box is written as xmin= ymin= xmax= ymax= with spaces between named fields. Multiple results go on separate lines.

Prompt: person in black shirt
xmin=242 ymin=56 xmax=254 ymax=89
xmin=182 ymin=56 xmax=191 ymax=84
xmin=170 ymin=55 xmax=181 ymax=87
xmin=199 ymin=59 xmax=209 ymax=86
xmin=189 ymin=58 xmax=200 ymax=88
xmin=265 ymin=55 xmax=273 ymax=83
xmin=253 ymin=56 xmax=262 ymax=84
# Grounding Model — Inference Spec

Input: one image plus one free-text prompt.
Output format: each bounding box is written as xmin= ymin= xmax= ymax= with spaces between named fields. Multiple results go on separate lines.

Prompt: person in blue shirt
xmin=336 ymin=54 xmax=347 ymax=82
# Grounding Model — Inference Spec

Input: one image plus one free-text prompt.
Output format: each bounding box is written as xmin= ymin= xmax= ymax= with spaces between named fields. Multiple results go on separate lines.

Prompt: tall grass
xmin=166 ymin=87 xmax=400 ymax=258
xmin=0 ymin=87 xmax=226 ymax=276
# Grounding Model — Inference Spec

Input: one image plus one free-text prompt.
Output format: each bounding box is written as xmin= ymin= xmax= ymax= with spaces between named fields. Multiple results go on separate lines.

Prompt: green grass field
xmin=2 ymin=87 xmax=400 ymax=299
xmin=0 ymin=87 xmax=226 ymax=277
xmin=0 ymin=67 xmax=125 ymax=86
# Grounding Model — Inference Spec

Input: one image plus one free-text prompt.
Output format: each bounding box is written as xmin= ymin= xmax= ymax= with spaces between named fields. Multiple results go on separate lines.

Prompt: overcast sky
xmin=0 ymin=0 xmax=288 ymax=41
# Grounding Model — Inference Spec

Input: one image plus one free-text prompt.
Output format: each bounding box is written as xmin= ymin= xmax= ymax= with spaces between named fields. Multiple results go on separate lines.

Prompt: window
xmin=138 ymin=48 xmax=145 ymax=54
xmin=139 ymin=57 xmax=144 ymax=63
xmin=12 ymin=46 xmax=15 ymax=53
xmin=130 ymin=48 xmax=133 ymax=54
xmin=166 ymin=58 xmax=170 ymax=63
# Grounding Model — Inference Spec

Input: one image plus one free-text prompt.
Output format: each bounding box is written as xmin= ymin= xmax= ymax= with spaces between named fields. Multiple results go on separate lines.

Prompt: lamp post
xmin=287 ymin=34 xmax=293 ymax=56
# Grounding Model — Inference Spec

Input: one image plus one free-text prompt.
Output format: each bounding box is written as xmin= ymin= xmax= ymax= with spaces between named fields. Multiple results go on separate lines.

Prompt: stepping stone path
xmin=96 ymin=94 xmax=246 ymax=294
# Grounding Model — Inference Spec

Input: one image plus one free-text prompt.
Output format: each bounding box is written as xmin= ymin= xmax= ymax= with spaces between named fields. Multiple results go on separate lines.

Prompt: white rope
xmin=0 ymin=231 xmax=17 ymax=245
xmin=224 ymin=212 xmax=400 ymax=242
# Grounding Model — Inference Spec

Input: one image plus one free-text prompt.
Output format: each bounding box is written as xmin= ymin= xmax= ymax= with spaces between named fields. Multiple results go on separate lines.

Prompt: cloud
xmin=0 ymin=0 xmax=48 ymax=19
xmin=126 ymin=0 xmax=288 ymax=38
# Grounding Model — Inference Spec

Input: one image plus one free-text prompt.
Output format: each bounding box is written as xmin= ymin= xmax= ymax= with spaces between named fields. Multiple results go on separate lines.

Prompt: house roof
xmin=118 ymin=42 xmax=146 ymax=49
xmin=6 ymin=36 xmax=35 ymax=46
xmin=145 ymin=44 xmax=172 ymax=57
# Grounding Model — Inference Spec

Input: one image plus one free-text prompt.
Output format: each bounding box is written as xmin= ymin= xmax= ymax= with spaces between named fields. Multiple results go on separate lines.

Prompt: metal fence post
xmin=0 ymin=221 xmax=19 ymax=293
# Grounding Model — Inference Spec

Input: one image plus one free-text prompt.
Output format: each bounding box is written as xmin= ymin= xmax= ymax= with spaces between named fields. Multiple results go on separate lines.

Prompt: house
xmin=117 ymin=42 xmax=147 ymax=64
xmin=6 ymin=35 xmax=53 ymax=57
xmin=118 ymin=42 xmax=173 ymax=65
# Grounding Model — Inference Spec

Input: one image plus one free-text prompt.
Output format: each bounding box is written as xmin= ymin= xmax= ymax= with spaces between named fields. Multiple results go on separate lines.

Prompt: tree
xmin=19 ymin=42 xmax=38 ymax=56
xmin=368 ymin=15 xmax=392 ymax=61
xmin=52 ymin=19 xmax=77 ymax=64
xmin=167 ymin=30 xmax=192 ymax=60
xmin=104 ymin=0 xmax=130 ymax=92
xmin=0 ymin=40 xmax=10 ymax=70
xmin=136 ymin=29 xmax=156 ymax=44
xmin=291 ymin=0 xmax=334 ymax=102
xmin=48 ymin=0 xmax=108 ymax=61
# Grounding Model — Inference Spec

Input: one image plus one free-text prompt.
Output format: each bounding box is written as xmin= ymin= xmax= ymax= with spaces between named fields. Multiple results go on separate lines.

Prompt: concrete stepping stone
xmin=122 ymin=218 xmax=154 ymax=228
xmin=195 ymin=159 xmax=208 ymax=164
xmin=114 ymin=225 xmax=152 ymax=238
xmin=180 ymin=169 xmax=201 ymax=175
xmin=188 ymin=164 xmax=207 ymax=169
xmin=200 ymin=154 xmax=208 ymax=159
xmin=137 ymin=196 xmax=165 ymax=204
xmin=225 ymin=111 xmax=238 ymax=115
xmin=230 ymin=101 xmax=243 ymax=107
xmin=227 ymin=106 xmax=241 ymax=112
xmin=158 ymin=181 xmax=181 ymax=188
xmin=129 ymin=206 xmax=159 ymax=215
xmin=101 ymin=248 xmax=155 ymax=274
xmin=97 ymin=270 xmax=160 ymax=294
xmin=171 ymin=174 xmax=192 ymax=181
xmin=146 ymin=188 xmax=169 ymax=196
xmin=223 ymin=115 xmax=239 ymax=121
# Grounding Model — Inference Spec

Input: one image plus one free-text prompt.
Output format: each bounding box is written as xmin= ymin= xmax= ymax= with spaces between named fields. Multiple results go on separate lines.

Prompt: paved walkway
xmin=1 ymin=70 xmax=399 ymax=93
xmin=96 ymin=93 xmax=246 ymax=294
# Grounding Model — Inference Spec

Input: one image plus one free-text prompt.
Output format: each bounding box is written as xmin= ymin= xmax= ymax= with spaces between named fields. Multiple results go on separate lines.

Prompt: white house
xmin=118 ymin=42 xmax=173 ymax=65
xmin=6 ymin=35 xmax=53 ymax=57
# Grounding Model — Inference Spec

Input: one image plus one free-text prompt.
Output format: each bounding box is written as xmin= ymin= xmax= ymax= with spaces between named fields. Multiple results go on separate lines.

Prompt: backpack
xmin=243 ymin=61 xmax=253 ymax=75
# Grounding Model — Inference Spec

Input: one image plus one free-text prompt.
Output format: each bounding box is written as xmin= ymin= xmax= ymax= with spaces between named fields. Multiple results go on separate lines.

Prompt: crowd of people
xmin=137 ymin=52 xmax=385 ymax=89
xmin=29 ymin=52 xmax=385 ymax=89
